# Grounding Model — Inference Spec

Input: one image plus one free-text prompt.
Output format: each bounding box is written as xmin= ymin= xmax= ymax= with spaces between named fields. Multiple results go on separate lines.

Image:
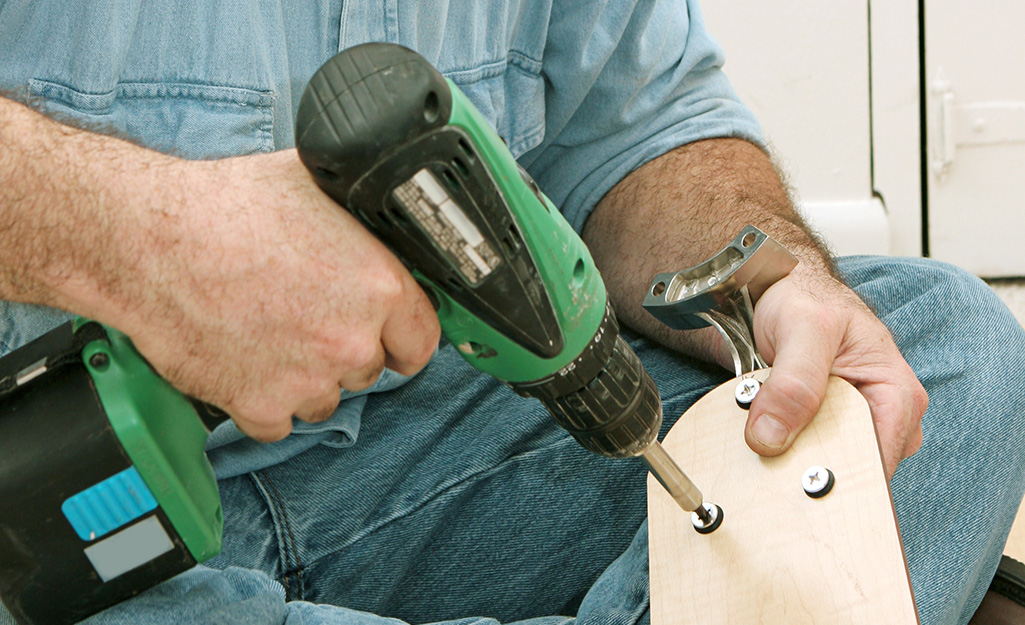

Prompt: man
xmin=1 ymin=1 xmax=1023 ymax=624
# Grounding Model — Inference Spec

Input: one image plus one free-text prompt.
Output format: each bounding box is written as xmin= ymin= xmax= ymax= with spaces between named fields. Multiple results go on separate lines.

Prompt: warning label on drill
xmin=392 ymin=169 xmax=501 ymax=285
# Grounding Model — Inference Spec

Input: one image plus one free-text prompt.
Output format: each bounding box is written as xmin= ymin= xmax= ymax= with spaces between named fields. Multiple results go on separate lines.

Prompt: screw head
xmin=88 ymin=352 xmax=110 ymax=370
xmin=691 ymin=502 xmax=724 ymax=534
xmin=735 ymin=378 xmax=761 ymax=408
xmin=802 ymin=465 xmax=835 ymax=498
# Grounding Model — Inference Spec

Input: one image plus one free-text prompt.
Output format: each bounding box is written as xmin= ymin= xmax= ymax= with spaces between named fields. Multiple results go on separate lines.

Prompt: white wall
xmin=700 ymin=1 xmax=891 ymax=257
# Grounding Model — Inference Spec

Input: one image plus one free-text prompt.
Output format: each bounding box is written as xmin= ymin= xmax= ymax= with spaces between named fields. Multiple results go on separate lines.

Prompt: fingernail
xmin=751 ymin=415 xmax=789 ymax=450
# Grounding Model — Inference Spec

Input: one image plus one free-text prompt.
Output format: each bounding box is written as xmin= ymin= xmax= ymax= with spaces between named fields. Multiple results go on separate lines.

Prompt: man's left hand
xmin=746 ymin=269 xmax=928 ymax=479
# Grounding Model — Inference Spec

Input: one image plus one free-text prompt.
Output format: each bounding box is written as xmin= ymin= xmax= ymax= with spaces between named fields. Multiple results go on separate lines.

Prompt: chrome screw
xmin=735 ymin=378 xmax=761 ymax=409
xmin=802 ymin=465 xmax=835 ymax=499
xmin=691 ymin=502 xmax=724 ymax=534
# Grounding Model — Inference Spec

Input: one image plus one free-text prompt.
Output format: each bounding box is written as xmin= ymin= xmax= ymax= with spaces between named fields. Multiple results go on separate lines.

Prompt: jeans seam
xmin=507 ymin=49 xmax=542 ymax=74
xmin=253 ymin=470 xmax=306 ymax=601
xmin=259 ymin=102 xmax=273 ymax=152
xmin=266 ymin=471 xmax=306 ymax=600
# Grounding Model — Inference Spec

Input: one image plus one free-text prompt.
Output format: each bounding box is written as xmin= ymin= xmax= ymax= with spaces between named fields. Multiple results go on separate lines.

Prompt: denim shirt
xmin=0 ymin=0 xmax=763 ymax=479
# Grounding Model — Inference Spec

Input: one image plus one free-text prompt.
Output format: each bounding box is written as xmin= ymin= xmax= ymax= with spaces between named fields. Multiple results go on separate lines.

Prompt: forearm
xmin=0 ymin=95 xmax=439 ymax=438
xmin=0 ymin=96 xmax=178 ymax=326
xmin=582 ymin=137 xmax=836 ymax=364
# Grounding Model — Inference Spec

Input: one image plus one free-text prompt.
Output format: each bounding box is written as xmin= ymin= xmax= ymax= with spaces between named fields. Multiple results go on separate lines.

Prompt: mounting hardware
xmin=643 ymin=225 xmax=797 ymax=378
xmin=691 ymin=502 xmax=724 ymax=534
xmin=734 ymin=377 xmax=761 ymax=409
xmin=802 ymin=465 xmax=835 ymax=499
xmin=88 ymin=353 xmax=110 ymax=370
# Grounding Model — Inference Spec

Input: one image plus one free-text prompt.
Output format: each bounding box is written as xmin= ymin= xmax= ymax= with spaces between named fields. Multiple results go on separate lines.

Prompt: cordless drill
xmin=0 ymin=43 xmax=707 ymax=625
xmin=294 ymin=42 xmax=706 ymax=515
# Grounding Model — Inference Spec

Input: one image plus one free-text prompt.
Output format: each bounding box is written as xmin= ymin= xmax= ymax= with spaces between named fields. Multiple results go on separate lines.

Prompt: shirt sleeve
xmin=517 ymin=0 xmax=765 ymax=233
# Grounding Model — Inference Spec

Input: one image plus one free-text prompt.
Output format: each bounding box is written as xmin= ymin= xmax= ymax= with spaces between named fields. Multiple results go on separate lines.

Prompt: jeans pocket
xmin=28 ymin=79 xmax=275 ymax=159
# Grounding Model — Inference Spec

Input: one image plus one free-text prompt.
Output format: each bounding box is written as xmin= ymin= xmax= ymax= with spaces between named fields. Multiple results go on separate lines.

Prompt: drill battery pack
xmin=0 ymin=321 xmax=222 ymax=625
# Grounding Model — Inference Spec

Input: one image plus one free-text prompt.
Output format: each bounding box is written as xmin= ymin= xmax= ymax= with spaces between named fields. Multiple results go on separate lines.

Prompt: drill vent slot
xmin=452 ymin=157 xmax=470 ymax=178
xmin=388 ymin=199 xmax=410 ymax=225
xmin=441 ymin=168 xmax=460 ymax=190
xmin=458 ymin=138 xmax=475 ymax=161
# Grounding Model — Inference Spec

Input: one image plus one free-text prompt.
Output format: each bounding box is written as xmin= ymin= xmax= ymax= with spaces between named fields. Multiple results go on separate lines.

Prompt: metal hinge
xmin=931 ymin=66 xmax=1025 ymax=179
xmin=931 ymin=67 xmax=956 ymax=177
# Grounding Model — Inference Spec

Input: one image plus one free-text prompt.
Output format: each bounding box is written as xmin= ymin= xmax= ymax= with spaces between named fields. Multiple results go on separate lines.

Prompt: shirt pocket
xmin=445 ymin=53 xmax=546 ymax=159
xmin=28 ymin=79 xmax=275 ymax=159
xmin=394 ymin=0 xmax=548 ymax=158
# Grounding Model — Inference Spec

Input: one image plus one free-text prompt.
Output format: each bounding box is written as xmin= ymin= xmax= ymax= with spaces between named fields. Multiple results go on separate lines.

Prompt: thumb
xmin=746 ymin=327 xmax=837 ymax=457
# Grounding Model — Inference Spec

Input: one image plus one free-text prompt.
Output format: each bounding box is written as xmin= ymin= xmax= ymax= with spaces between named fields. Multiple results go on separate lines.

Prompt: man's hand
xmin=117 ymin=150 xmax=440 ymax=441
xmin=583 ymin=138 xmax=927 ymax=478
xmin=0 ymin=98 xmax=439 ymax=442
xmin=747 ymin=270 xmax=927 ymax=479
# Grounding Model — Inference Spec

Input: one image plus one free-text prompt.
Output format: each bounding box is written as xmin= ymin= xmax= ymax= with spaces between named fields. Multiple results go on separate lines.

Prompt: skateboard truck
xmin=642 ymin=225 xmax=797 ymax=533
xmin=643 ymin=225 xmax=798 ymax=379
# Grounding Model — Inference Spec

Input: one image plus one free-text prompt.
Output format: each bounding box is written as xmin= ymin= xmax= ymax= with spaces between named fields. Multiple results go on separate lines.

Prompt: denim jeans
xmin=1 ymin=255 xmax=1024 ymax=625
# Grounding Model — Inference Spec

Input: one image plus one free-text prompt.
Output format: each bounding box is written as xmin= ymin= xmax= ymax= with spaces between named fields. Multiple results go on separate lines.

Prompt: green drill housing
xmin=0 ymin=320 xmax=222 ymax=625
xmin=296 ymin=43 xmax=663 ymax=459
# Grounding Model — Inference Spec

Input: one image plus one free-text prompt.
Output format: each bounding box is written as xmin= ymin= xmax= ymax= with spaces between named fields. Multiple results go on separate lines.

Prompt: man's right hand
xmin=0 ymin=96 xmax=439 ymax=444
xmin=116 ymin=149 xmax=440 ymax=441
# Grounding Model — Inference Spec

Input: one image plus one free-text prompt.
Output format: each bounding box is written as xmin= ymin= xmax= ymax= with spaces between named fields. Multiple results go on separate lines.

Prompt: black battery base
xmin=0 ymin=323 xmax=196 ymax=625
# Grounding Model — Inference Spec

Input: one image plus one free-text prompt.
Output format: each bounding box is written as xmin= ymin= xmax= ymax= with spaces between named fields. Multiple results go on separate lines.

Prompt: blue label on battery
xmin=62 ymin=467 xmax=159 ymax=542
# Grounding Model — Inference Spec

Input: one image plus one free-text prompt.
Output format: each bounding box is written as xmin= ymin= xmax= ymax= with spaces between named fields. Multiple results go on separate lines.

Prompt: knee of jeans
xmin=842 ymin=256 xmax=1025 ymax=355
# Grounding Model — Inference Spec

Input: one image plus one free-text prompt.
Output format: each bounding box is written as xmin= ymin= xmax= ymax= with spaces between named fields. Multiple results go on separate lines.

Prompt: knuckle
xmin=357 ymin=359 xmax=387 ymax=387
xmin=310 ymin=403 xmax=338 ymax=422
xmin=413 ymin=342 xmax=437 ymax=370
xmin=369 ymin=265 xmax=406 ymax=306
xmin=314 ymin=383 xmax=343 ymax=412
xmin=297 ymin=394 xmax=340 ymax=423
xmin=230 ymin=403 xmax=294 ymax=442
xmin=340 ymin=355 xmax=386 ymax=392
xmin=342 ymin=370 xmax=380 ymax=392
xmin=412 ymin=328 xmax=440 ymax=368
xmin=766 ymin=373 xmax=822 ymax=423
xmin=256 ymin=424 xmax=293 ymax=443
xmin=912 ymin=385 xmax=930 ymax=417
xmin=341 ymin=334 xmax=385 ymax=371
xmin=244 ymin=411 xmax=295 ymax=440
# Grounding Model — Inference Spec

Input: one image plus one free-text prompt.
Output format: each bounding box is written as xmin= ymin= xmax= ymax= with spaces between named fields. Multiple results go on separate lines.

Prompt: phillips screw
xmin=802 ymin=465 xmax=835 ymax=498
xmin=735 ymin=377 xmax=761 ymax=409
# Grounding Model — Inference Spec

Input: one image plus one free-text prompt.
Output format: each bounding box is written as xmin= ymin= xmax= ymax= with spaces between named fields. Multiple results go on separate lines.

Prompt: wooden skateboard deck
xmin=648 ymin=370 xmax=919 ymax=624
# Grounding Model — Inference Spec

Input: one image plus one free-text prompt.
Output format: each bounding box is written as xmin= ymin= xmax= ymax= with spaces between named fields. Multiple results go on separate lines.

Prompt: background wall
xmin=702 ymin=0 xmax=1025 ymax=276
xmin=699 ymin=1 xmax=891 ymax=257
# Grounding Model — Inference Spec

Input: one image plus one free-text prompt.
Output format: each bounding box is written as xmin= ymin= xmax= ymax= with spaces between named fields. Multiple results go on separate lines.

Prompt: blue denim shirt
xmin=0 ymin=0 xmax=763 ymax=479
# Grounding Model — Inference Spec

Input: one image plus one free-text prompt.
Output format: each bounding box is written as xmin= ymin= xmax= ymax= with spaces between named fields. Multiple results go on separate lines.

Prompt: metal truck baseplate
xmin=643 ymin=225 xmax=798 ymax=378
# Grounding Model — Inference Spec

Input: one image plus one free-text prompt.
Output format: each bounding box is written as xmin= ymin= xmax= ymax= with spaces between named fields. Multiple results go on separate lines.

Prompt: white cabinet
xmin=925 ymin=0 xmax=1025 ymax=276
xmin=700 ymin=1 xmax=890 ymax=258
xmin=702 ymin=0 xmax=1025 ymax=276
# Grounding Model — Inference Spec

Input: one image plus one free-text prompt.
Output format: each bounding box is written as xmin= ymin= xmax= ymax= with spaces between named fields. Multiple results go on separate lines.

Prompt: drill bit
xmin=639 ymin=439 xmax=712 ymax=524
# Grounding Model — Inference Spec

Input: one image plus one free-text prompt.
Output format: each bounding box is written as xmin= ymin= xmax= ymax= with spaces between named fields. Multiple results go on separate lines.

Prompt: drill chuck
xmin=509 ymin=299 xmax=661 ymax=458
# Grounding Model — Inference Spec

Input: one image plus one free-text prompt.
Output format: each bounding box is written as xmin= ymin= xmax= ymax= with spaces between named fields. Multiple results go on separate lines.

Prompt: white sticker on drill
xmin=83 ymin=515 xmax=173 ymax=582
xmin=438 ymin=198 xmax=485 ymax=247
xmin=414 ymin=168 xmax=449 ymax=205
xmin=463 ymin=244 xmax=491 ymax=274
xmin=413 ymin=169 xmax=484 ymax=247
xmin=393 ymin=168 xmax=500 ymax=284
